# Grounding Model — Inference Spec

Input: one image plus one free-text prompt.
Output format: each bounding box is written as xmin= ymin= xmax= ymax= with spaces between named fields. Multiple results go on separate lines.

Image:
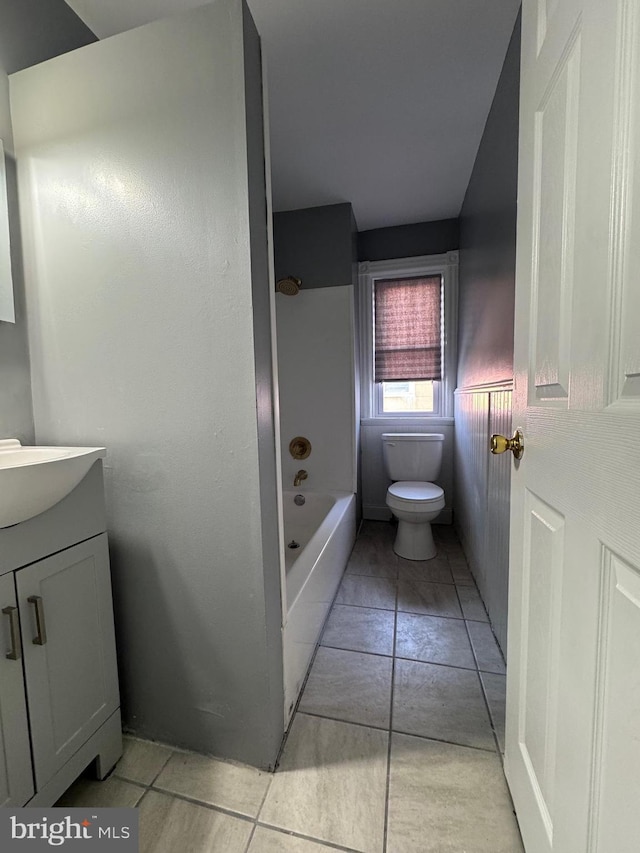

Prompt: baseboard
xmin=363 ymin=505 xmax=453 ymax=525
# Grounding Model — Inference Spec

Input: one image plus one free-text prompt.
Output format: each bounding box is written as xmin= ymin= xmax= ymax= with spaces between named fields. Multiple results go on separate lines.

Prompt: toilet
xmin=382 ymin=433 xmax=445 ymax=561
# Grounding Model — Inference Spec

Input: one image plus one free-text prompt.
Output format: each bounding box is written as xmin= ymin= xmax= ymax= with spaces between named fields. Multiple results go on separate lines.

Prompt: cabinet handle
xmin=28 ymin=595 xmax=47 ymax=646
xmin=2 ymin=606 xmax=22 ymax=660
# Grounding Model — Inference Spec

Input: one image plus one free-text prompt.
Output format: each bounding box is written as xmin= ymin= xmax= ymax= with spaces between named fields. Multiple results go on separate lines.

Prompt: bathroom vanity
xmin=0 ymin=460 xmax=122 ymax=807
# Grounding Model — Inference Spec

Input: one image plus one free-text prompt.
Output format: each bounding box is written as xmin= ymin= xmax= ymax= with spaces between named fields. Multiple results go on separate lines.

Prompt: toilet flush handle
xmin=490 ymin=429 xmax=524 ymax=460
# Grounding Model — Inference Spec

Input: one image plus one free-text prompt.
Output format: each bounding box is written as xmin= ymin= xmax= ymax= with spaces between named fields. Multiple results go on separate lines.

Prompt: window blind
xmin=374 ymin=275 xmax=442 ymax=382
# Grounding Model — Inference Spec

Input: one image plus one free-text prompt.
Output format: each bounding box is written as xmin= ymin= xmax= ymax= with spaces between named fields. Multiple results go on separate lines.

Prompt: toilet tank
xmin=382 ymin=433 xmax=444 ymax=481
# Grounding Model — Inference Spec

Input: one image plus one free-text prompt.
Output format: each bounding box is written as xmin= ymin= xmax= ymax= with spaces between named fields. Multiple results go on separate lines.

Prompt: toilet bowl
xmin=382 ymin=433 xmax=445 ymax=561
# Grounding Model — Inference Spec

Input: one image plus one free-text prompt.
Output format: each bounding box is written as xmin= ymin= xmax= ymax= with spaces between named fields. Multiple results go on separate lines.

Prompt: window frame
xmin=358 ymin=252 xmax=458 ymax=421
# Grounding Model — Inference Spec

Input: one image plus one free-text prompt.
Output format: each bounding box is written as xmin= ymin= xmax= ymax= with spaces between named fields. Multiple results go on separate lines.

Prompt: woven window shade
xmin=374 ymin=275 xmax=442 ymax=382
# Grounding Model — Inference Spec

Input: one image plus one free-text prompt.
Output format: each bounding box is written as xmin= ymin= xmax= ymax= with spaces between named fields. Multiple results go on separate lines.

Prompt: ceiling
xmin=64 ymin=0 xmax=520 ymax=231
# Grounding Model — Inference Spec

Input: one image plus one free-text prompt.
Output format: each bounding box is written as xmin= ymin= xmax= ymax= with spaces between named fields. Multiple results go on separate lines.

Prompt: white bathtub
xmin=282 ymin=490 xmax=356 ymax=721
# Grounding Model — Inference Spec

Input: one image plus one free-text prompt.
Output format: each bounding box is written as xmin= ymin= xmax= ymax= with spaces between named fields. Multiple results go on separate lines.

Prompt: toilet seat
xmin=387 ymin=481 xmax=444 ymax=510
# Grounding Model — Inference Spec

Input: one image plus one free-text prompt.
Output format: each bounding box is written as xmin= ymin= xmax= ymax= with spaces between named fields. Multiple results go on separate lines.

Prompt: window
xmin=359 ymin=253 xmax=458 ymax=420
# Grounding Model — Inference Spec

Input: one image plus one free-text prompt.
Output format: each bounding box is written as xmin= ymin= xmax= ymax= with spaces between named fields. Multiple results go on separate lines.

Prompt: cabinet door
xmin=0 ymin=573 xmax=34 ymax=806
xmin=17 ymin=534 xmax=119 ymax=790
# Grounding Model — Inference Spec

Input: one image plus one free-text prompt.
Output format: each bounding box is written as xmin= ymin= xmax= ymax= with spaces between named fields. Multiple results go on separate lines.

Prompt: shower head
xmin=276 ymin=276 xmax=301 ymax=296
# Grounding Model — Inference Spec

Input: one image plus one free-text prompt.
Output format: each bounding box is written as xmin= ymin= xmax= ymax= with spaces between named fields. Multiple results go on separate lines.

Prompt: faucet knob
xmin=293 ymin=469 xmax=308 ymax=486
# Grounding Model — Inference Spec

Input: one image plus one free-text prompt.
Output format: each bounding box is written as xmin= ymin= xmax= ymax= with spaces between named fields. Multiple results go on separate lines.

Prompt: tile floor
xmin=57 ymin=521 xmax=523 ymax=852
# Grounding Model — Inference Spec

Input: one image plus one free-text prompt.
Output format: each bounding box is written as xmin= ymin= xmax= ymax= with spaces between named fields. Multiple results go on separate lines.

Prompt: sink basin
xmin=0 ymin=439 xmax=106 ymax=528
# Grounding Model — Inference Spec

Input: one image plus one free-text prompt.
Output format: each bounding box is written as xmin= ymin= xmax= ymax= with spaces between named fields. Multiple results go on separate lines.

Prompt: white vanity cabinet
xmin=0 ymin=461 xmax=122 ymax=807
xmin=0 ymin=573 xmax=34 ymax=807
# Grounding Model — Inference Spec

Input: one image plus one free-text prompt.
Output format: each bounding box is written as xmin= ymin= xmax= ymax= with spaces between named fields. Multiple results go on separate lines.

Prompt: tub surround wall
xmin=454 ymin=13 xmax=521 ymax=653
xmin=276 ymin=285 xmax=356 ymax=495
xmin=11 ymin=0 xmax=284 ymax=769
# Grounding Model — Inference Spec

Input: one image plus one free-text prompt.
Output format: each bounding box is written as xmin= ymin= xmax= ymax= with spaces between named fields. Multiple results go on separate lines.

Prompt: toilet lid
xmin=388 ymin=481 xmax=444 ymax=504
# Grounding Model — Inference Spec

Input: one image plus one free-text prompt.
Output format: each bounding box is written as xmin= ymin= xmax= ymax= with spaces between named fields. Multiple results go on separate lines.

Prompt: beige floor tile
xmin=249 ymin=826 xmax=340 ymax=852
xmin=139 ymin=790 xmax=252 ymax=853
xmin=457 ymin=586 xmax=489 ymax=621
xmin=395 ymin=612 xmax=475 ymax=669
xmin=467 ymin=620 xmax=506 ymax=674
xmin=299 ymin=647 xmax=392 ymax=728
xmin=56 ymin=775 xmax=144 ymax=808
xmin=397 ymin=580 xmax=462 ymax=618
xmin=357 ymin=521 xmax=396 ymax=544
xmin=153 ymin=751 xmax=270 ymax=817
xmin=336 ymin=575 xmax=397 ymax=610
xmin=393 ymin=659 xmax=494 ymax=750
xmin=346 ymin=537 xmax=398 ymax=578
xmin=397 ymin=556 xmax=453 ymax=585
xmin=115 ymin=736 xmax=173 ymax=785
xmin=321 ymin=604 xmax=395 ymax=656
xmin=387 ymin=733 xmax=523 ymax=852
xmin=448 ymin=555 xmax=475 ymax=585
xmin=260 ymin=714 xmax=387 ymax=852
xmin=481 ymin=671 xmax=507 ymax=752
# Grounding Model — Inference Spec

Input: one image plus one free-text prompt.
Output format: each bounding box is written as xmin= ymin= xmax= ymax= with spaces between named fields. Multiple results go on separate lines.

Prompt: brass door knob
xmin=490 ymin=429 xmax=524 ymax=460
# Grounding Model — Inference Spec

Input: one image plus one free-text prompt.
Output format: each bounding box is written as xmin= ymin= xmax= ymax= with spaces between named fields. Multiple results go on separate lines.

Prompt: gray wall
xmin=242 ymin=3 xmax=285 ymax=763
xmin=0 ymin=64 xmax=33 ymax=442
xmin=0 ymin=0 xmax=96 ymax=75
xmin=0 ymin=0 xmax=95 ymax=444
xmin=12 ymin=0 xmax=284 ymax=769
xmin=454 ymin=11 xmax=520 ymax=653
xmin=358 ymin=218 xmax=459 ymax=262
xmin=274 ymin=203 xmax=354 ymax=288
xmin=457 ymin=13 xmax=521 ymax=389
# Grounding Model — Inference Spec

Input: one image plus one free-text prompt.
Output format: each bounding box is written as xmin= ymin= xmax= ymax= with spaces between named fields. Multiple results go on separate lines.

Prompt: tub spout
xmin=294 ymin=469 xmax=308 ymax=487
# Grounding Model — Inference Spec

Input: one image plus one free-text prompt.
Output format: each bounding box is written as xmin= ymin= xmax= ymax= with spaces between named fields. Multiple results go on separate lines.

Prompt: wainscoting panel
xmin=454 ymin=385 xmax=512 ymax=652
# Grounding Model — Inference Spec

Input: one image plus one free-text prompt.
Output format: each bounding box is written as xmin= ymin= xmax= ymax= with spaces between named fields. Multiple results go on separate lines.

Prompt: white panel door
xmin=0 ymin=572 xmax=34 ymax=806
xmin=505 ymin=0 xmax=640 ymax=850
xmin=17 ymin=535 xmax=119 ymax=790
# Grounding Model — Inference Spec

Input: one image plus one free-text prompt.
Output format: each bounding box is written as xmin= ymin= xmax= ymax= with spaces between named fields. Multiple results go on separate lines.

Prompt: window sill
xmin=361 ymin=416 xmax=454 ymax=427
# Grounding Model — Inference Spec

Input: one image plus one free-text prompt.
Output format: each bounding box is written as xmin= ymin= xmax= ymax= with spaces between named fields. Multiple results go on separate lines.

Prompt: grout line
xmin=389 ymin=727 xmax=499 ymax=755
xmin=382 ymin=578 xmax=399 ymax=853
xmin=455 ymin=584 xmax=504 ymax=759
xmin=477 ymin=670 xmax=506 ymax=760
xmin=146 ymin=786 xmax=257 ymax=824
xmin=253 ymin=754 xmax=276 ymax=824
xmin=318 ymin=640 xmax=482 ymax=675
xmin=242 ymin=822 xmax=258 ymax=853
xmin=148 ymin=749 xmax=175 ymax=787
xmin=134 ymin=787 xmax=151 ymax=809
xmin=319 ymin=642 xmax=394 ymax=659
xmin=254 ymin=821 xmax=367 ymax=853
xmin=110 ymin=775 xmax=152 ymax=791
xmin=296 ymin=710 xmax=389 ymax=734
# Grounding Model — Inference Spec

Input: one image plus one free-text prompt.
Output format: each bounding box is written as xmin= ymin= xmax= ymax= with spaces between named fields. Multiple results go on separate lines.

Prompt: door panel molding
xmin=519 ymin=490 xmax=565 ymax=844
xmin=606 ymin=0 xmax=640 ymax=411
xmin=588 ymin=548 xmax=640 ymax=852
xmin=529 ymin=26 xmax=581 ymax=405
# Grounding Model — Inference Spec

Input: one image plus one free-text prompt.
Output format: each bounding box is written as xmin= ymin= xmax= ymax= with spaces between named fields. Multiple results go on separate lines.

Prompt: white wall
xmin=10 ymin=0 xmax=284 ymax=769
xmin=361 ymin=421 xmax=454 ymax=524
xmin=276 ymin=285 xmax=356 ymax=494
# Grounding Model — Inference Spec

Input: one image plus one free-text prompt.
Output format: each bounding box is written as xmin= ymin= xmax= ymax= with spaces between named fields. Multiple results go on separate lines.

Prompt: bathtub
xmin=282 ymin=490 xmax=356 ymax=721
